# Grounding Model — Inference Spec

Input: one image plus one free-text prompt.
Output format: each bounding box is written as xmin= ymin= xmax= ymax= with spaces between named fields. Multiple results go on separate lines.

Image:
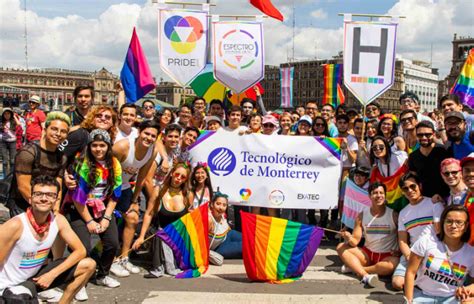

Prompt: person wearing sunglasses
xmin=365 ymin=102 xmax=381 ymax=120
xmin=392 ymin=173 xmax=444 ymax=291
xmin=24 ymin=95 xmax=46 ymax=144
xmin=312 ymin=116 xmax=330 ymax=138
xmin=439 ymin=158 xmax=468 ymax=206
xmin=369 ymin=136 xmax=408 ymax=178
xmin=141 ymin=100 xmax=156 ymax=122
xmin=399 ymin=109 xmax=420 ymax=154
xmin=399 ymin=92 xmax=436 ymax=133
xmin=133 ymin=163 xmax=191 ymax=278
xmin=404 ymin=205 xmax=474 ymax=304
xmin=408 ymin=121 xmax=450 ymax=199
xmin=261 ymin=114 xmax=278 ymax=136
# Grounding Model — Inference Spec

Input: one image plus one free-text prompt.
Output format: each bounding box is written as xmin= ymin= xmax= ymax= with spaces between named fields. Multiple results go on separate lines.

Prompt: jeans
xmin=0 ymin=141 xmax=16 ymax=176
xmin=69 ymin=210 xmax=119 ymax=280
xmin=410 ymin=288 xmax=458 ymax=303
xmin=214 ymin=230 xmax=242 ymax=259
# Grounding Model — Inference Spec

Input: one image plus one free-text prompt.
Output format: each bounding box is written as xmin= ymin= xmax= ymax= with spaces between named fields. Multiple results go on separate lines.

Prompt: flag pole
xmin=118 ymin=233 xmax=157 ymax=259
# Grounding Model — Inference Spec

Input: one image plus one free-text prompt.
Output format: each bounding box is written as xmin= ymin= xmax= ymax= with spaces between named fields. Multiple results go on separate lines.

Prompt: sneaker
xmin=96 ymin=276 xmax=121 ymax=288
xmin=144 ymin=266 xmax=165 ymax=279
xmin=110 ymin=261 xmax=130 ymax=278
xmin=122 ymin=258 xmax=140 ymax=274
xmin=74 ymin=286 xmax=88 ymax=301
xmin=340 ymin=265 xmax=352 ymax=274
xmin=361 ymin=274 xmax=379 ymax=288
xmin=38 ymin=288 xmax=63 ymax=302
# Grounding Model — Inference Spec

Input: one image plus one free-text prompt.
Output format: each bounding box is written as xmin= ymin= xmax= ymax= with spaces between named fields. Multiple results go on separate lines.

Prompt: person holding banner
xmin=205 ymin=116 xmax=223 ymax=131
xmin=337 ymin=182 xmax=399 ymax=288
xmin=223 ymin=106 xmax=247 ymax=133
xmin=244 ymin=113 xmax=263 ymax=134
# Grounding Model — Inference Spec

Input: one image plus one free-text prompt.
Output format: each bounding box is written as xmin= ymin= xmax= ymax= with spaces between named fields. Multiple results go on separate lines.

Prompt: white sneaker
xmin=362 ymin=274 xmax=379 ymax=288
xmin=122 ymin=258 xmax=140 ymax=274
xmin=340 ymin=265 xmax=352 ymax=274
xmin=38 ymin=288 xmax=63 ymax=302
xmin=110 ymin=261 xmax=130 ymax=277
xmin=74 ymin=286 xmax=88 ymax=301
xmin=96 ymin=276 xmax=121 ymax=288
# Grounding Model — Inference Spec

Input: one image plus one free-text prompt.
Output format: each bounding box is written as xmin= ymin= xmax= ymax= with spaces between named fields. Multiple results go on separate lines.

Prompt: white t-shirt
xmin=341 ymin=134 xmax=358 ymax=168
xmin=411 ymin=234 xmax=474 ymax=297
xmin=375 ymin=150 xmax=408 ymax=177
xmin=114 ymin=127 xmax=138 ymax=143
xmin=398 ymin=197 xmax=444 ymax=245
xmin=222 ymin=125 xmax=247 ymax=133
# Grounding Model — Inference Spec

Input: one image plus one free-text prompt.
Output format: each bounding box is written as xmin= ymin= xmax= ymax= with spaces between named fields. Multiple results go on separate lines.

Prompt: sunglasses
xmin=263 ymin=123 xmax=275 ymax=128
xmin=416 ymin=133 xmax=433 ymax=138
xmin=366 ymin=107 xmax=378 ymax=113
xmin=96 ymin=113 xmax=112 ymax=120
xmin=442 ymin=170 xmax=460 ymax=177
xmin=314 ymin=123 xmax=325 ymax=127
xmin=173 ymin=172 xmax=187 ymax=180
xmin=401 ymin=184 xmax=418 ymax=192
xmin=143 ymin=106 xmax=154 ymax=110
xmin=372 ymin=144 xmax=385 ymax=151
xmin=400 ymin=116 xmax=415 ymax=123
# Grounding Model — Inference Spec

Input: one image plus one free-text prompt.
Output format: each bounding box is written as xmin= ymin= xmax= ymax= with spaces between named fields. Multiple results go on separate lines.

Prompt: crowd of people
xmin=0 ymin=83 xmax=473 ymax=303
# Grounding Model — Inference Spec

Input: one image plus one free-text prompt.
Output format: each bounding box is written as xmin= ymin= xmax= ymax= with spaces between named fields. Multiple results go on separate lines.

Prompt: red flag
xmin=249 ymin=0 xmax=284 ymax=21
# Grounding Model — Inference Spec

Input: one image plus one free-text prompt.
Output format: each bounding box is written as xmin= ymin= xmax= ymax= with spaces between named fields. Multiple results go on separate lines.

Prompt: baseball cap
xmin=205 ymin=115 xmax=222 ymax=126
xmin=297 ymin=115 xmax=312 ymax=127
xmin=29 ymin=95 xmax=41 ymax=104
xmin=461 ymin=152 xmax=474 ymax=167
xmin=354 ymin=165 xmax=371 ymax=176
xmin=444 ymin=111 xmax=465 ymax=122
xmin=262 ymin=114 xmax=279 ymax=127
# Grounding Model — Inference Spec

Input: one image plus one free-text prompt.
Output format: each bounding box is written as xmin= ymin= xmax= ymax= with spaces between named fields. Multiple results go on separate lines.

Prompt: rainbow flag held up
xmin=156 ymin=204 xmax=209 ymax=278
xmin=370 ymin=163 xmax=409 ymax=212
xmin=342 ymin=179 xmax=371 ymax=229
xmin=323 ymin=64 xmax=345 ymax=108
xmin=120 ymin=27 xmax=156 ymax=103
xmin=450 ymin=49 xmax=474 ymax=108
xmin=241 ymin=211 xmax=323 ymax=284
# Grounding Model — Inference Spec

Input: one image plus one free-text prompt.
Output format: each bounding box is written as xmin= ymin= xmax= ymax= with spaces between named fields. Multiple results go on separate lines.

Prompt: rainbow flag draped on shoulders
xmin=342 ymin=179 xmax=371 ymax=229
xmin=370 ymin=163 xmax=409 ymax=212
xmin=323 ymin=64 xmax=345 ymax=108
xmin=156 ymin=203 xmax=209 ymax=278
xmin=241 ymin=211 xmax=323 ymax=284
xmin=450 ymin=49 xmax=474 ymax=108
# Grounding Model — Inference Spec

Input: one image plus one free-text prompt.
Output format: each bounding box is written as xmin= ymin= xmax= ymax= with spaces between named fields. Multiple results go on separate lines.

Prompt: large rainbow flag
xmin=241 ymin=211 xmax=323 ymax=283
xmin=342 ymin=179 xmax=371 ymax=229
xmin=156 ymin=203 xmax=209 ymax=278
xmin=323 ymin=64 xmax=345 ymax=108
xmin=451 ymin=49 xmax=474 ymax=108
xmin=120 ymin=27 xmax=156 ymax=103
xmin=370 ymin=164 xmax=409 ymax=212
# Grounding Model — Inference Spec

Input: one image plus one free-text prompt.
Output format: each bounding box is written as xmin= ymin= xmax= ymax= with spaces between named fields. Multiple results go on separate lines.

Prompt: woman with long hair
xmin=189 ymin=162 xmax=213 ymax=209
xmin=405 ymin=205 xmax=474 ymax=303
xmin=312 ymin=116 xmax=330 ymax=137
xmin=369 ymin=136 xmax=408 ymax=178
xmin=0 ymin=108 xmax=22 ymax=175
xmin=376 ymin=114 xmax=406 ymax=152
xmin=364 ymin=119 xmax=379 ymax=152
xmin=133 ymin=163 xmax=191 ymax=278
xmin=66 ymin=129 xmax=122 ymax=292
xmin=155 ymin=108 xmax=173 ymax=133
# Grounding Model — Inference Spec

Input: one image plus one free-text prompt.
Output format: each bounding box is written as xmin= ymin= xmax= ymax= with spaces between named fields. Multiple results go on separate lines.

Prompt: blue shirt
xmin=452 ymin=131 xmax=474 ymax=160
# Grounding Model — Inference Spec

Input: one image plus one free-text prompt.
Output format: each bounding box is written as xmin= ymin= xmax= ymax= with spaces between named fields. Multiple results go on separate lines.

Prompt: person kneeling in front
xmin=0 ymin=176 xmax=96 ymax=304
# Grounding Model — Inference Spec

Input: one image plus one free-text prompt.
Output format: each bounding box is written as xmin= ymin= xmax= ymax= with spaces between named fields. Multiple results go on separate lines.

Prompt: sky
xmin=0 ymin=0 xmax=473 ymax=81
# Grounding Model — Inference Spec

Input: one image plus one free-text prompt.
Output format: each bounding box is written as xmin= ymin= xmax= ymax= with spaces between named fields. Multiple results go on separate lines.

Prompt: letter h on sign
xmin=351 ymin=27 xmax=388 ymax=76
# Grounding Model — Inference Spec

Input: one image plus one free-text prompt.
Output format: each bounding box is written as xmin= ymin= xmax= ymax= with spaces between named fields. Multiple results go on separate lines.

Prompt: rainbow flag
xmin=323 ymin=64 xmax=344 ymax=108
xmin=342 ymin=179 xmax=371 ymax=229
xmin=156 ymin=203 xmax=209 ymax=278
xmin=450 ymin=49 xmax=474 ymax=108
xmin=120 ymin=27 xmax=156 ymax=103
xmin=315 ymin=137 xmax=342 ymax=160
xmin=241 ymin=211 xmax=323 ymax=283
xmin=370 ymin=163 xmax=409 ymax=212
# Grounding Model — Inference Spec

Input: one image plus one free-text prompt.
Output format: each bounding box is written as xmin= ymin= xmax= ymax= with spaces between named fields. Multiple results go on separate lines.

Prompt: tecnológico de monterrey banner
xmin=188 ymin=131 xmax=342 ymax=209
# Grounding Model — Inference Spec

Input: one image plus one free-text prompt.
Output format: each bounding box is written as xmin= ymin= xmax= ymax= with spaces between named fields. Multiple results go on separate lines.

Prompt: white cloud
xmin=310 ymin=9 xmax=327 ymax=20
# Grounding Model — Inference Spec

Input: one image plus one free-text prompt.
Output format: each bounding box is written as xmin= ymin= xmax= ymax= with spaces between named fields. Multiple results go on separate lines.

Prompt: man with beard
xmin=66 ymin=86 xmax=94 ymax=126
xmin=320 ymin=104 xmax=338 ymax=137
xmin=444 ymin=111 xmax=474 ymax=160
xmin=408 ymin=121 xmax=449 ymax=198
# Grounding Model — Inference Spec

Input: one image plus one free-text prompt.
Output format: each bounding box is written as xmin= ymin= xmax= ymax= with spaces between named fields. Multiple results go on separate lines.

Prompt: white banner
xmin=188 ymin=131 xmax=342 ymax=209
xmin=343 ymin=19 xmax=398 ymax=105
xmin=212 ymin=21 xmax=265 ymax=93
xmin=158 ymin=8 xmax=208 ymax=86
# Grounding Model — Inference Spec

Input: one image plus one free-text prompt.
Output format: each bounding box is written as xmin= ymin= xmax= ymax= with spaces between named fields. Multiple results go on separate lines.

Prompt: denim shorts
xmin=393 ymin=255 xmax=407 ymax=278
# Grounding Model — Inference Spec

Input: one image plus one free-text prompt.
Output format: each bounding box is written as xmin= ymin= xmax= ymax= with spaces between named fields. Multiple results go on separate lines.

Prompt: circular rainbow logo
xmin=218 ymin=29 xmax=258 ymax=70
xmin=164 ymin=16 xmax=204 ymax=54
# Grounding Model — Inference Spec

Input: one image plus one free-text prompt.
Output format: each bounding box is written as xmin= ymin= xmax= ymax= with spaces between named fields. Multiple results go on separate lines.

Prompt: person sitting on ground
xmin=0 ymin=176 xmax=96 ymax=304
xmin=337 ymin=182 xmax=400 ymax=288
xmin=405 ymin=205 xmax=474 ymax=304
xmin=208 ymin=192 xmax=243 ymax=266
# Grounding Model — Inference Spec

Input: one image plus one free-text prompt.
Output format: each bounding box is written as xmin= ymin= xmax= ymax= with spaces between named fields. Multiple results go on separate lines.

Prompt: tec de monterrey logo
xmin=208 ymin=147 xmax=236 ymax=176
xmin=164 ymin=15 xmax=204 ymax=54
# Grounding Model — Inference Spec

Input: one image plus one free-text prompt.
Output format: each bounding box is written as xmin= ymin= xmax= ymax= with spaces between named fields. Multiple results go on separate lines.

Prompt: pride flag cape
xmin=120 ymin=27 xmax=156 ymax=103
xmin=450 ymin=49 xmax=474 ymax=108
xmin=156 ymin=203 xmax=209 ymax=278
xmin=370 ymin=163 xmax=409 ymax=212
xmin=323 ymin=64 xmax=345 ymax=108
xmin=342 ymin=179 xmax=371 ymax=229
xmin=241 ymin=211 xmax=323 ymax=283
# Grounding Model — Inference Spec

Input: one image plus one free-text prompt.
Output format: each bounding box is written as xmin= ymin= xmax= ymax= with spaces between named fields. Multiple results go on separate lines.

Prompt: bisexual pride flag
xmin=241 ymin=211 xmax=323 ymax=283
xmin=451 ymin=49 xmax=474 ymax=108
xmin=156 ymin=203 xmax=209 ymax=278
xmin=120 ymin=27 xmax=156 ymax=103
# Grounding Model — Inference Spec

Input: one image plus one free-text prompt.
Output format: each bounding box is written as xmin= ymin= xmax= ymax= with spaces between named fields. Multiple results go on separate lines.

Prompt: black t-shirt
xmin=408 ymin=144 xmax=450 ymax=198
xmin=58 ymin=128 xmax=89 ymax=165
xmin=65 ymin=109 xmax=85 ymax=127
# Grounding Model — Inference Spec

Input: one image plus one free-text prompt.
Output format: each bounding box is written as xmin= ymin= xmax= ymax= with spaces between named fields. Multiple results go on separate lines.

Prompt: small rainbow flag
xmin=156 ymin=203 xmax=209 ymax=278
xmin=120 ymin=27 xmax=156 ymax=103
xmin=370 ymin=163 xmax=409 ymax=212
xmin=241 ymin=211 xmax=323 ymax=284
xmin=323 ymin=64 xmax=345 ymax=108
xmin=450 ymin=49 xmax=474 ymax=108
xmin=342 ymin=178 xmax=371 ymax=229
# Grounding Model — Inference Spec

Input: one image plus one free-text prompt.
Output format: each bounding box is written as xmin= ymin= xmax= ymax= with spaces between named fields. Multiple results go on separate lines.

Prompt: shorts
xmin=116 ymin=188 xmax=133 ymax=213
xmin=361 ymin=246 xmax=392 ymax=266
xmin=392 ymin=255 xmax=408 ymax=278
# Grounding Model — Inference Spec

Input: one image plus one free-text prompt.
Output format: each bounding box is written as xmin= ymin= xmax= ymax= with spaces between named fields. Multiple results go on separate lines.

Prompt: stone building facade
xmin=155 ymin=81 xmax=196 ymax=107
